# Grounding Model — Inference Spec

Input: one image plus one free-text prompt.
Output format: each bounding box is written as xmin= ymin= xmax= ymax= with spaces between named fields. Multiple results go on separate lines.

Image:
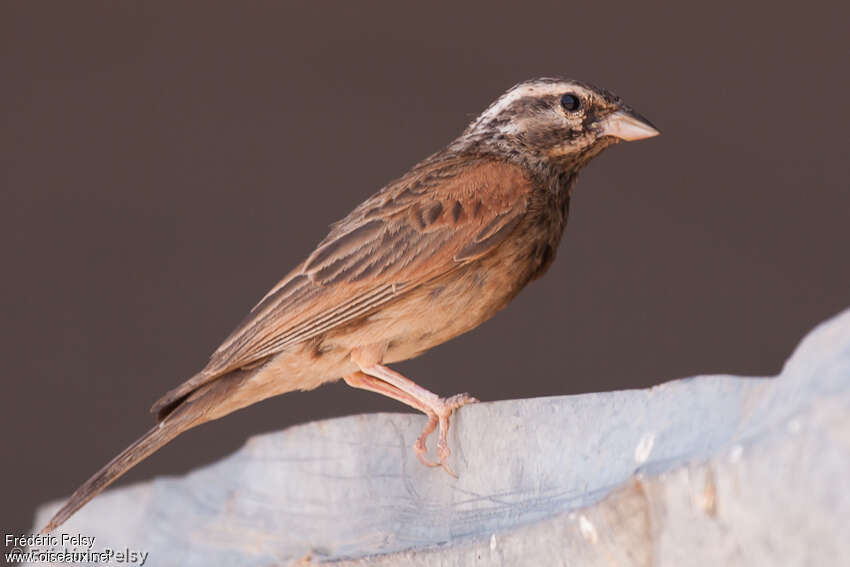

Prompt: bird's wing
xmin=152 ymin=157 xmax=531 ymax=416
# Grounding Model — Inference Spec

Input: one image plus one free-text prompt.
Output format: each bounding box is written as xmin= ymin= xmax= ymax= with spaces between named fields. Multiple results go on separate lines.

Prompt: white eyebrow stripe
xmin=473 ymin=81 xmax=587 ymax=126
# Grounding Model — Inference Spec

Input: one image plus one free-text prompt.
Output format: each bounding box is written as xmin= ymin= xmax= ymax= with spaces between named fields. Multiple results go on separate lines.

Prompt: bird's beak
xmin=597 ymin=110 xmax=660 ymax=141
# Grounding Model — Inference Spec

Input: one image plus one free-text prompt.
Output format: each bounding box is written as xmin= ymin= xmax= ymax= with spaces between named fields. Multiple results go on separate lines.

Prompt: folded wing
xmin=151 ymin=157 xmax=531 ymax=416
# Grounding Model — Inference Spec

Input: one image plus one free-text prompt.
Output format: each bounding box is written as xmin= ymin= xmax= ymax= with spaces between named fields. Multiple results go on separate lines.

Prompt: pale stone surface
xmin=33 ymin=308 xmax=850 ymax=566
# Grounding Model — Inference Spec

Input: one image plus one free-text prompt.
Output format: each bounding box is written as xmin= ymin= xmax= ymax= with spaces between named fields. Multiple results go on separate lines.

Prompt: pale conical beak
xmin=597 ymin=110 xmax=660 ymax=141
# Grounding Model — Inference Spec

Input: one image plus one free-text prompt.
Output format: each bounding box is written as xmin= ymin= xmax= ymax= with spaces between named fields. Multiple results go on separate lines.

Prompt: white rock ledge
xmin=34 ymin=308 xmax=850 ymax=566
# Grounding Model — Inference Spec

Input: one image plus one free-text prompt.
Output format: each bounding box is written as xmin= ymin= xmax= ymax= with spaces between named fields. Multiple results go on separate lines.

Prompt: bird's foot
xmin=413 ymin=393 xmax=478 ymax=477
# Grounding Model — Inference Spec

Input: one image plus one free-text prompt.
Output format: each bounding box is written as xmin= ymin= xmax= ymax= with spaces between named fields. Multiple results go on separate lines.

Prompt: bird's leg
xmin=354 ymin=363 xmax=478 ymax=477
xmin=343 ymin=371 xmax=440 ymax=467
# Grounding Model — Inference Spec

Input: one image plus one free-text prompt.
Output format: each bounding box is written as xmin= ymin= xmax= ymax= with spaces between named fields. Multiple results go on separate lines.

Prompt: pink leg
xmin=352 ymin=363 xmax=479 ymax=477
xmin=343 ymin=372 xmax=441 ymax=467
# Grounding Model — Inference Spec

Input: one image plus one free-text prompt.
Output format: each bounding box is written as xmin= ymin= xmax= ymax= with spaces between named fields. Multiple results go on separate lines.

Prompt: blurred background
xmin=2 ymin=1 xmax=848 ymax=535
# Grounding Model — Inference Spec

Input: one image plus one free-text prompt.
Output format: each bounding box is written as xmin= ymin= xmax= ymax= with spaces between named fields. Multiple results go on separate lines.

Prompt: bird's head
xmin=455 ymin=77 xmax=659 ymax=171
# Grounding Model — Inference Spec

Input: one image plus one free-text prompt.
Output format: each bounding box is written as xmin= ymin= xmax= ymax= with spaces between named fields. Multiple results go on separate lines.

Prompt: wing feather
xmin=151 ymin=157 xmax=532 ymax=415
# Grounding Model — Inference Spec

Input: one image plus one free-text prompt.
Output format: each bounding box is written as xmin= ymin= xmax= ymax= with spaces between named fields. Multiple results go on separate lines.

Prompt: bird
xmin=42 ymin=77 xmax=659 ymax=533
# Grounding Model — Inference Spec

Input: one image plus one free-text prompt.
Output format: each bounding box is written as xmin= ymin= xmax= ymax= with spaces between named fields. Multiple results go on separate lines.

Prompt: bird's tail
xmin=40 ymin=367 xmax=258 ymax=534
xmin=40 ymin=415 xmax=191 ymax=534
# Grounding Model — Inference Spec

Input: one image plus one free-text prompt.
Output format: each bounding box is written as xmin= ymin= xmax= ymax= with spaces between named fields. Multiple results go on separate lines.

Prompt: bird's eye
xmin=560 ymin=93 xmax=581 ymax=113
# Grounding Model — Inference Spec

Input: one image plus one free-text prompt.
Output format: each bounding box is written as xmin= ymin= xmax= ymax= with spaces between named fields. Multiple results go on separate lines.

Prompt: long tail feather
xmin=41 ymin=367 xmax=257 ymax=533
xmin=40 ymin=417 xmax=189 ymax=534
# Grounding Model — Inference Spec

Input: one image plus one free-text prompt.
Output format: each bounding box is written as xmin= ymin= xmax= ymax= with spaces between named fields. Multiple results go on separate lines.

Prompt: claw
xmin=347 ymin=362 xmax=478 ymax=477
xmin=413 ymin=393 xmax=478 ymax=477
xmin=414 ymin=414 xmax=441 ymax=467
xmin=436 ymin=437 xmax=457 ymax=478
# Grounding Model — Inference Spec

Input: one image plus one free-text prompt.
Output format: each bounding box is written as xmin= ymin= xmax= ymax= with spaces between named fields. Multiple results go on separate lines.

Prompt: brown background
xmin=2 ymin=2 xmax=848 ymax=536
